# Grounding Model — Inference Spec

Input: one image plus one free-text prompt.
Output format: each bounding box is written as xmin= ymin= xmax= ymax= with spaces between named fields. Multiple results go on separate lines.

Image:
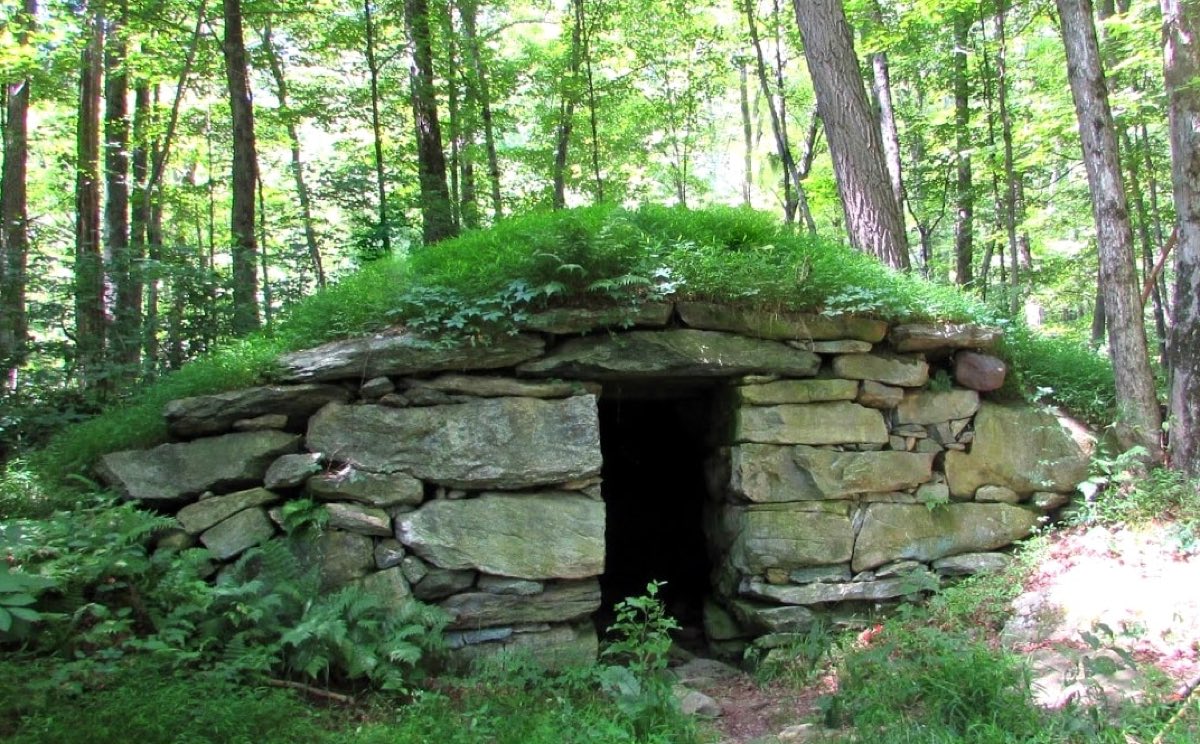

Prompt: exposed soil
xmin=683 ymin=520 xmax=1200 ymax=742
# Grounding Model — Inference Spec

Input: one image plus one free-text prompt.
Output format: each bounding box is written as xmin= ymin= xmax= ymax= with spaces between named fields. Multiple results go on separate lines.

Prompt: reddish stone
xmin=954 ymin=351 xmax=1007 ymax=392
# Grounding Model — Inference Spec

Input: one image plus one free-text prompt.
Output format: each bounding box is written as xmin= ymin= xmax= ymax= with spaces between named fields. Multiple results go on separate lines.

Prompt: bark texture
xmin=1057 ymin=0 xmax=1162 ymax=455
xmin=1161 ymin=0 xmax=1200 ymax=473
xmin=404 ymin=0 xmax=457 ymax=243
xmin=1 ymin=0 xmax=36 ymax=379
xmin=75 ymin=8 xmax=107 ymax=383
xmin=791 ymin=0 xmax=908 ymax=269
xmin=222 ymin=0 xmax=261 ymax=333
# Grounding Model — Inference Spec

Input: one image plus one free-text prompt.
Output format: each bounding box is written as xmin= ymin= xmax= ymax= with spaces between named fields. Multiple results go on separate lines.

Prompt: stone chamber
xmin=95 ymin=302 xmax=1090 ymax=666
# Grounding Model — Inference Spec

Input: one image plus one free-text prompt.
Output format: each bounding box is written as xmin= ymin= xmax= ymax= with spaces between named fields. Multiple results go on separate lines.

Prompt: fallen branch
xmin=266 ymin=678 xmax=355 ymax=705
xmin=1141 ymin=227 xmax=1177 ymax=309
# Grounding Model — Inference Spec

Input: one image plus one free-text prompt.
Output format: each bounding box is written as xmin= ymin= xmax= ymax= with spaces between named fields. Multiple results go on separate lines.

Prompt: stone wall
xmin=95 ymin=302 xmax=1088 ymax=665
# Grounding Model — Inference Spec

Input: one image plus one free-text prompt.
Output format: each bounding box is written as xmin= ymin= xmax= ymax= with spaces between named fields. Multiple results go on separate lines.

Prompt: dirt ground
xmin=681 ymin=520 xmax=1200 ymax=743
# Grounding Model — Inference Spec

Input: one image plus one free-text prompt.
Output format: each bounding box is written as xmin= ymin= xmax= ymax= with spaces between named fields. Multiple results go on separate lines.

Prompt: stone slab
xmin=307 ymin=396 xmax=602 ymax=489
xmin=726 ymin=444 xmax=934 ymax=502
xmin=734 ymin=402 xmax=888 ymax=445
xmin=852 ymin=502 xmax=1041 ymax=572
xmin=676 ymin=302 xmax=888 ymax=342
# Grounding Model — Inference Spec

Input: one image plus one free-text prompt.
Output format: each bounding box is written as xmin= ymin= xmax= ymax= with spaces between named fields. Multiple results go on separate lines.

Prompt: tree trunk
xmin=222 ymin=0 xmax=261 ymax=334
xmin=1 ymin=0 xmax=35 ymax=384
xmin=75 ymin=7 xmax=107 ymax=386
xmin=106 ymin=0 xmax=140 ymax=374
xmin=952 ymin=10 xmax=974 ymax=287
xmin=458 ymin=0 xmax=502 ymax=220
xmin=1057 ymin=0 xmax=1162 ymax=456
xmin=1161 ymin=0 xmax=1200 ymax=473
xmin=261 ymin=18 xmax=326 ymax=286
xmin=1122 ymin=128 xmax=1168 ymax=363
xmin=442 ymin=3 xmax=463 ymax=231
xmin=579 ymin=0 xmax=603 ymax=203
xmin=865 ymin=0 xmax=905 ymax=228
xmin=362 ymin=0 xmax=391 ymax=253
xmin=552 ymin=0 xmax=583 ymax=210
xmin=995 ymin=3 xmax=1022 ymax=315
xmin=791 ymin=0 xmax=908 ymax=270
xmin=404 ymin=0 xmax=457 ymax=243
xmin=739 ymin=62 xmax=752 ymax=206
xmin=743 ymin=0 xmax=801 ymax=223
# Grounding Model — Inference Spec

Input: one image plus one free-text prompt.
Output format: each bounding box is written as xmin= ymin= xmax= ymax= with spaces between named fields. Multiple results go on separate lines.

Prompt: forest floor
xmin=680 ymin=521 xmax=1200 ymax=744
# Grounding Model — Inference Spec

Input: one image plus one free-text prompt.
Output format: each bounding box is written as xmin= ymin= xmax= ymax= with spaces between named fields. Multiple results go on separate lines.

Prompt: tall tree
xmin=952 ymin=9 xmax=974 ymax=287
xmin=362 ymin=0 xmax=391 ymax=253
xmin=222 ymin=0 xmax=261 ymax=333
xmin=260 ymin=17 xmax=326 ymax=286
xmin=551 ymin=0 xmax=583 ymax=209
xmin=742 ymin=0 xmax=813 ymax=227
xmin=75 ymin=5 xmax=107 ymax=385
xmin=1 ymin=0 xmax=36 ymax=384
xmin=106 ymin=0 xmax=140 ymax=372
xmin=864 ymin=0 xmax=905 ymax=226
xmin=457 ymin=0 xmax=502 ymax=220
xmin=403 ymin=0 xmax=457 ymax=242
xmin=791 ymin=0 xmax=909 ymax=269
xmin=1161 ymin=0 xmax=1200 ymax=473
xmin=1056 ymin=0 xmax=1162 ymax=456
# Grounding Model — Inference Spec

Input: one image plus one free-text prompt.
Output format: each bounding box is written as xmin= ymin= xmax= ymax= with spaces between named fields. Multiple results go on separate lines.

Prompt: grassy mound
xmin=30 ymin=204 xmax=1111 ymax=483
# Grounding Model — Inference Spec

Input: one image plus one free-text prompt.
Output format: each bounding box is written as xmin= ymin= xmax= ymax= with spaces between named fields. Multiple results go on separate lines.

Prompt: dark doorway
xmin=597 ymin=382 xmax=717 ymax=642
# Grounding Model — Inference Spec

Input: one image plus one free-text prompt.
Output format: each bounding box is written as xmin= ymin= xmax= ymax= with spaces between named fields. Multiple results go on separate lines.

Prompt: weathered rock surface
xmin=975 ymin=484 xmax=1021 ymax=504
xmin=445 ymin=622 xmax=598 ymax=671
xmin=857 ymin=380 xmax=904 ymax=409
xmin=319 ymin=531 xmax=376 ymax=589
xmin=164 ymin=384 xmax=351 ymax=438
xmin=177 ymin=487 xmax=279 ymax=535
xmin=516 ymin=330 xmax=820 ymax=379
xmin=734 ymin=402 xmax=888 ymax=445
xmin=307 ymin=396 xmax=602 ymax=489
xmin=944 ymin=403 xmax=1088 ymax=497
xmin=439 ymin=579 xmax=601 ymax=628
xmin=199 ymin=507 xmax=275 ymax=560
xmin=408 ymin=374 xmax=595 ymax=399
xmin=735 ymin=379 xmax=858 ymax=406
xmin=325 ymin=502 xmax=392 ymax=536
xmin=932 ymin=552 xmax=1010 ymax=576
xmin=741 ymin=571 xmax=938 ymax=604
xmin=307 ymin=468 xmax=424 ymax=508
xmin=374 ymin=539 xmax=406 ymax=569
xmin=413 ymin=567 xmax=477 ymax=600
xmin=729 ymin=600 xmax=816 ymax=633
xmin=397 ymin=492 xmax=604 ymax=579
xmin=276 ymin=332 xmax=545 ymax=383
xmin=852 ymin=502 xmax=1041 ymax=572
xmin=677 ymin=302 xmax=888 ymax=342
xmin=477 ymin=575 xmax=544 ymax=595
xmin=356 ymin=566 xmax=412 ymax=607
xmin=726 ymin=445 xmax=934 ymax=502
xmin=954 ymin=351 xmax=1008 ymax=392
xmin=831 ymin=353 xmax=930 ymax=387
xmin=895 ymin=389 xmax=980 ymax=425
xmin=97 ymin=431 xmax=301 ymax=503
xmin=521 ymin=303 xmax=674 ymax=334
xmin=723 ymin=502 xmax=854 ymax=572
xmin=264 ymin=453 xmax=323 ymax=490
xmin=889 ymin=323 xmax=1001 ymax=353
xmin=675 ymin=687 xmax=721 ymax=718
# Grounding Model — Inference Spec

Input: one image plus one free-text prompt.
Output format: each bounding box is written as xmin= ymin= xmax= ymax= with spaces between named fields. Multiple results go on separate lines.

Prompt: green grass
xmin=0 ymin=654 xmax=704 ymax=744
xmin=1000 ymin=324 xmax=1118 ymax=426
xmin=33 ymin=204 xmax=1108 ymax=487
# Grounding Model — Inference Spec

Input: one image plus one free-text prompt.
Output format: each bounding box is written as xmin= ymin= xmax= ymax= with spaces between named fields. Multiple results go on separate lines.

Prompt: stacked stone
xmin=93 ymin=301 xmax=1089 ymax=667
xmin=691 ymin=311 xmax=1088 ymax=655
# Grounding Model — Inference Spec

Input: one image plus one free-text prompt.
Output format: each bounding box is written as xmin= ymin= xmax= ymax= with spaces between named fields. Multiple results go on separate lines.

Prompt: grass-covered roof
xmin=34 ymin=205 xmax=1113 ymax=481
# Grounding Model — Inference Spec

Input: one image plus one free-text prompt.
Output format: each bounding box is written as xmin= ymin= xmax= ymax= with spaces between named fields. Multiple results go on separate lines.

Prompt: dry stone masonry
xmin=96 ymin=301 xmax=1089 ymax=666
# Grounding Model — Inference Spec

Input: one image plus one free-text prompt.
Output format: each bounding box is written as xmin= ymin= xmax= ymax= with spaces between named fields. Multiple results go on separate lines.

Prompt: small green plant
xmin=601 ymin=580 xmax=678 ymax=676
xmin=278 ymin=497 xmax=329 ymax=537
xmin=0 ymin=566 xmax=54 ymax=638
xmin=747 ymin=617 xmax=837 ymax=686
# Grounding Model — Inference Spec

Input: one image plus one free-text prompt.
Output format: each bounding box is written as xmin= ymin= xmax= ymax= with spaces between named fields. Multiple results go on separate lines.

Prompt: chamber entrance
xmin=597 ymin=383 xmax=717 ymax=642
